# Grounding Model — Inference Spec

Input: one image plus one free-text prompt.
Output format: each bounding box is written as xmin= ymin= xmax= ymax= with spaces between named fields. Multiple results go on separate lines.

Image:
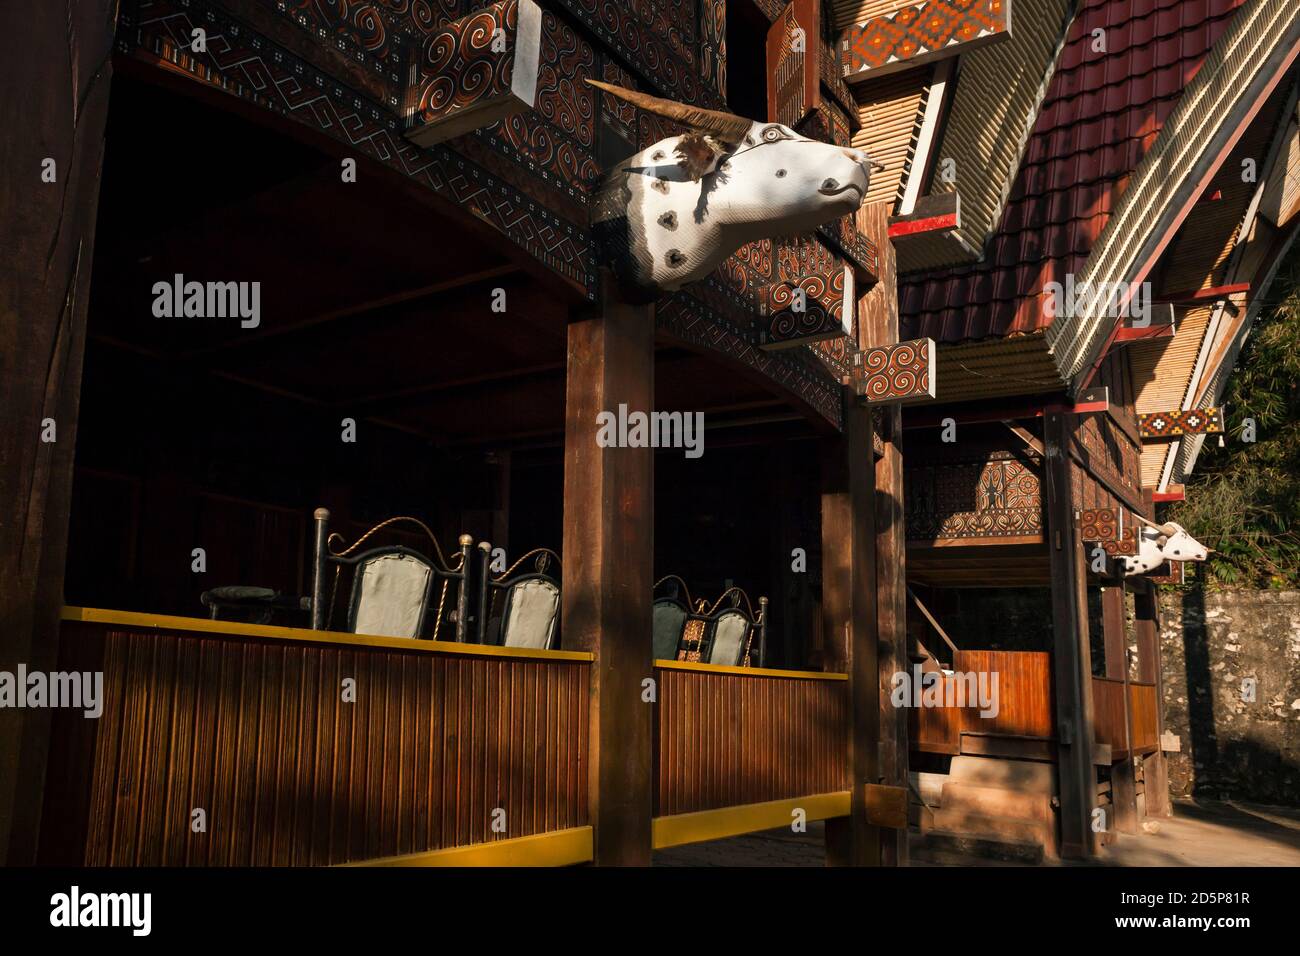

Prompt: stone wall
xmin=1159 ymin=588 xmax=1300 ymax=805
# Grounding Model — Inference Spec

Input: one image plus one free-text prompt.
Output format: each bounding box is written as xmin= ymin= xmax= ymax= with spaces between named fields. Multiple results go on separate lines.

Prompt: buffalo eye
xmin=761 ymin=126 xmax=785 ymax=142
xmin=775 ymin=169 xmax=787 ymax=178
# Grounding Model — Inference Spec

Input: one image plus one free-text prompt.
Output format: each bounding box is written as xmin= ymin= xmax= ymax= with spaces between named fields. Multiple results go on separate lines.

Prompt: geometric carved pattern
xmin=852 ymin=338 xmax=936 ymax=404
xmin=404 ymin=0 xmax=535 ymax=145
xmin=767 ymin=0 xmax=820 ymax=128
xmin=657 ymin=291 xmax=843 ymax=428
xmin=549 ymin=0 xmax=713 ymax=107
xmin=1100 ymin=526 xmax=1138 ymax=557
xmin=906 ymin=452 xmax=1043 ymax=540
xmin=1080 ymin=508 xmax=1119 ymax=543
xmin=841 ymin=0 xmax=1010 ymax=78
xmin=125 ymin=0 xmax=596 ymax=297
xmin=763 ymin=237 xmax=848 ymax=348
xmin=1138 ymin=407 xmax=1225 ymax=438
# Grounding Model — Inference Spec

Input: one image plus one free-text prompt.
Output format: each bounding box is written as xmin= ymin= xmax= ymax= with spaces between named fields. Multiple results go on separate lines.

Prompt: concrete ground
xmin=651 ymin=800 xmax=1300 ymax=866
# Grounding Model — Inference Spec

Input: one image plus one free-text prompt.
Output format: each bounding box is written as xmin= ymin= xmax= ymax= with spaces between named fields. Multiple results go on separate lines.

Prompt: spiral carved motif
xmin=857 ymin=340 xmax=932 ymax=403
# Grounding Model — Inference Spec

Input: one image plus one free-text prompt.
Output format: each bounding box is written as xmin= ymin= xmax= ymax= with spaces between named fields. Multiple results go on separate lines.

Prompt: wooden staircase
xmin=914 ymin=756 xmax=1059 ymax=863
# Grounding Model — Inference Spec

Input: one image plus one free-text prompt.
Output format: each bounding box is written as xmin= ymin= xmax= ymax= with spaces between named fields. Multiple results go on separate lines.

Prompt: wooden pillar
xmin=1134 ymin=583 xmax=1170 ymax=817
xmin=821 ymin=386 xmax=882 ymax=866
xmin=0 ymin=0 xmax=116 ymax=866
xmin=857 ymin=202 xmax=908 ymax=865
xmin=1102 ymin=584 xmax=1138 ymax=834
xmin=1043 ymin=411 xmax=1098 ymax=858
xmin=560 ymin=272 xmax=654 ymax=865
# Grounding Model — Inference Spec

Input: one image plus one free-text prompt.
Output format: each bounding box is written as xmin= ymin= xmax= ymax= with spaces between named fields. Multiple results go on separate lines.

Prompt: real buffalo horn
xmin=585 ymin=78 xmax=753 ymax=144
xmin=1132 ymin=512 xmax=1180 ymax=537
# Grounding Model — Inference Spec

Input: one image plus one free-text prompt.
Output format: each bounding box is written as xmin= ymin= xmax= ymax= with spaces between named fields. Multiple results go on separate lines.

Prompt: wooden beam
xmin=888 ymin=192 xmax=960 ymax=239
xmin=1157 ymin=282 xmax=1251 ymax=303
xmin=1102 ymin=585 xmax=1138 ymax=835
xmin=904 ymin=389 xmax=1109 ymax=429
xmin=859 ymin=201 xmax=908 ymax=865
xmin=179 ymin=264 xmax=522 ymax=360
xmin=1150 ymin=485 xmax=1186 ymax=503
xmin=1044 ymin=411 xmax=1099 ymax=859
xmin=560 ymin=271 xmax=655 ymax=865
xmin=1134 ymin=584 xmax=1171 ymax=817
xmin=1001 ymin=420 xmax=1046 ymax=457
xmin=0 ymin=0 xmax=116 ymax=866
xmin=821 ymin=387 xmax=882 ymax=866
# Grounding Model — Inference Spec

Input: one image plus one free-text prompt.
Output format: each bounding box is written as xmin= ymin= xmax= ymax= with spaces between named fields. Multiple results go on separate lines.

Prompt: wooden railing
xmin=1127 ymin=682 xmax=1159 ymax=755
xmin=1091 ymin=677 xmax=1128 ymax=758
xmin=910 ymin=650 xmax=1055 ymax=754
xmin=42 ymin=608 xmax=592 ymax=866
xmin=652 ymin=660 xmax=850 ymax=834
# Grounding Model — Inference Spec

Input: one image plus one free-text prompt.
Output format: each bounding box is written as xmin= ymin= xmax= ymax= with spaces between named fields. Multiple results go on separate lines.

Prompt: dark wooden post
xmin=821 ymin=386 xmax=882 ymax=866
xmin=1134 ymin=582 xmax=1170 ymax=817
xmin=857 ymin=202 xmax=908 ymax=865
xmin=0 ymin=0 xmax=117 ymax=865
xmin=1102 ymin=584 xmax=1138 ymax=834
xmin=560 ymin=272 xmax=654 ymax=865
xmin=1043 ymin=411 xmax=1098 ymax=858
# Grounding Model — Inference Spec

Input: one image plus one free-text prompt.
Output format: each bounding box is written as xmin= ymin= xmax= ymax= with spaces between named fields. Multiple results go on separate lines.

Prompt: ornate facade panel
xmin=906 ymin=451 xmax=1043 ymax=540
xmin=1080 ymin=507 xmax=1119 ymax=543
xmin=841 ymin=0 xmax=1010 ymax=78
xmin=126 ymin=0 xmax=596 ymax=295
xmin=762 ymin=237 xmax=847 ymax=348
xmin=1101 ymin=527 xmax=1139 ymax=557
xmin=403 ymin=0 xmax=523 ymax=140
xmin=656 ymin=292 xmax=843 ymax=428
xmin=548 ymin=0 xmax=713 ymax=107
xmin=1138 ymin=407 xmax=1224 ymax=438
xmin=699 ymin=0 xmax=726 ymax=94
xmin=767 ymin=0 xmax=820 ymax=128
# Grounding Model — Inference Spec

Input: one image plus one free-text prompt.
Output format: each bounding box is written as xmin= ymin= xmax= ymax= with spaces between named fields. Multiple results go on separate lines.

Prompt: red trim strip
xmin=888 ymin=212 xmax=958 ymax=238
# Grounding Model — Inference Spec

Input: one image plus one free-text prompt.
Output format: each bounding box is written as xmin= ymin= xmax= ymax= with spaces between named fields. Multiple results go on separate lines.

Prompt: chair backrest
xmin=350 ymin=551 xmax=434 ymax=639
xmin=500 ymin=577 xmax=561 ymax=649
xmin=477 ymin=546 xmax=562 ymax=650
xmin=653 ymin=598 xmax=688 ymax=661
xmin=707 ymin=608 xmax=751 ymax=666
xmin=311 ymin=510 xmax=472 ymax=641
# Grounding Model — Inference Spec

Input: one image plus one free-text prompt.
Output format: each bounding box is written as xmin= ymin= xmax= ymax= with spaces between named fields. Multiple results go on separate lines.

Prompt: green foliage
xmin=1170 ymin=249 xmax=1300 ymax=588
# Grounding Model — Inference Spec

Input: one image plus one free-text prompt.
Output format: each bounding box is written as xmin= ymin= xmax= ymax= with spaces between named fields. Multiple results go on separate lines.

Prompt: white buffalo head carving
xmin=588 ymin=80 xmax=880 ymax=301
xmin=1120 ymin=515 xmax=1211 ymax=576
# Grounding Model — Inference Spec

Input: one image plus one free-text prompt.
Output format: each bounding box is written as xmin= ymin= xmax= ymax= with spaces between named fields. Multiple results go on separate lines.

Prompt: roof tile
xmin=900 ymin=0 xmax=1247 ymax=344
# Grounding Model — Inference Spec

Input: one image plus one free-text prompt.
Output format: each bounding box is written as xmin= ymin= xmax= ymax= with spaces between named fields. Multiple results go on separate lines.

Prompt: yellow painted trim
xmin=653 ymin=659 xmax=848 ymax=681
xmin=60 ymin=607 xmax=594 ymax=663
xmin=652 ymin=792 xmax=851 ymax=849
xmin=343 ymin=826 xmax=593 ymax=867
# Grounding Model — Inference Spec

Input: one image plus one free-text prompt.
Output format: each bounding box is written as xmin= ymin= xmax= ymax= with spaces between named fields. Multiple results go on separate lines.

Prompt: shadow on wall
xmin=1166 ymin=581 xmax=1300 ymax=806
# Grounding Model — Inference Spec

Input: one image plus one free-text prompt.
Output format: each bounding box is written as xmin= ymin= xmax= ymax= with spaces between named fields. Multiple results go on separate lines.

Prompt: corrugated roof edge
xmin=896 ymin=0 xmax=1079 ymax=274
xmin=1048 ymin=0 xmax=1300 ymax=392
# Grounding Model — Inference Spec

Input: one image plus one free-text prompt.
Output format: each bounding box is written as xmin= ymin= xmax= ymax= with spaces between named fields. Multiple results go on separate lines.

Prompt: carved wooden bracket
xmin=850 ymin=338 xmax=936 ymax=404
xmin=404 ymin=0 xmax=544 ymax=147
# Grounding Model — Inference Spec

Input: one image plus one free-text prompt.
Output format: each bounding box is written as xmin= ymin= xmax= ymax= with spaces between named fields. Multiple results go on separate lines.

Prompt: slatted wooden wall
xmin=1127 ymin=683 xmax=1159 ymax=755
xmin=654 ymin=664 xmax=849 ymax=816
xmin=41 ymin=621 xmax=589 ymax=865
xmin=1091 ymin=676 xmax=1128 ymax=757
xmin=953 ymin=650 xmax=1055 ymax=739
